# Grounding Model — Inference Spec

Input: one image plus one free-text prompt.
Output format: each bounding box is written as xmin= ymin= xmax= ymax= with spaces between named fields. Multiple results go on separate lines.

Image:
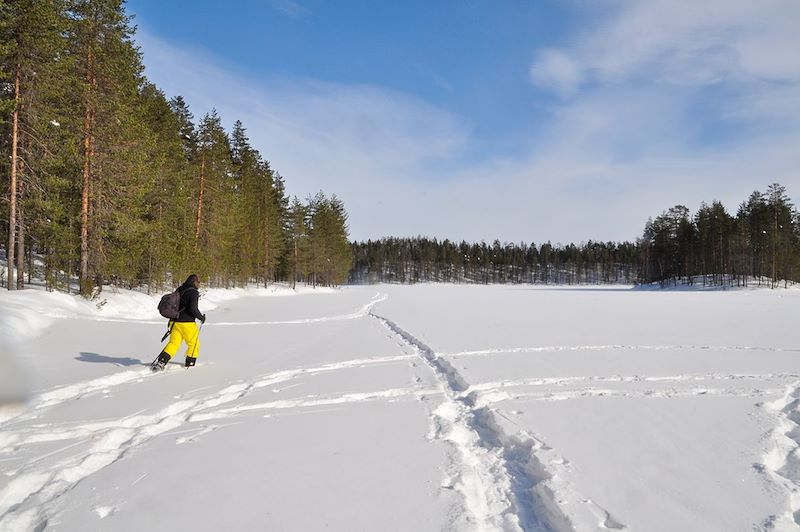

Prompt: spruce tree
xmin=170 ymin=95 xmax=198 ymax=161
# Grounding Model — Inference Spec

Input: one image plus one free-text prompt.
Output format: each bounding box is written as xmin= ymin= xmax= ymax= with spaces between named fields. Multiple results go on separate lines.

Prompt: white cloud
xmin=135 ymin=1 xmax=800 ymax=246
xmin=530 ymin=49 xmax=583 ymax=97
xmin=531 ymin=0 xmax=800 ymax=92
xmin=269 ymin=0 xmax=309 ymax=18
xmin=136 ymin=31 xmax=473 ymax=237
xmin=520 ymin=0 xmax=800 ymax=234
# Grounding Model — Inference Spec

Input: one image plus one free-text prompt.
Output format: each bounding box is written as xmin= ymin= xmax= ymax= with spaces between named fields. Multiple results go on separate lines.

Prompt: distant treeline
xmin=351 ymin=184 xmax=799 ymax=288
xmin=351 ymin=238 xmax=640 ymax=285
xmin=641 ymin=183 xmax=798 ymax=288
xmin=1 ymin=0 xmax=351 ymax=295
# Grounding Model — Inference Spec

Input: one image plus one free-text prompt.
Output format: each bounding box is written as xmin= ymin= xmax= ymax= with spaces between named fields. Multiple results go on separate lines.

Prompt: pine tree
xmin=765 ymin=183 xmax=795 ymax=287
xmin=288 ymin=197 xmax=309 ymax=289
xmin=194 ymin=109 xmax=233 ymax=283
xmin=261 ymin=168 xmax=288 ymax=285
xmin=68 ymin=0 xmax=146 ymax=295
xmin=0 ymin=0 xmax=13 ymax=118
xmin=136 ymin=83 xmax=194 ymax=290
xmin=1 ymin=0 xmax=69 ymax=289
xmin=694 ymin=201 xmax=732 ymax=285
xmin=738 ymin=191 xmax=769 ymax=284
xmin=230 ymin=119 xmax=253 ymax=284
xmin=307 ymin=192 xmax=350 ymax=286
xmin=1 ymin=1 xmax=351 ymax=294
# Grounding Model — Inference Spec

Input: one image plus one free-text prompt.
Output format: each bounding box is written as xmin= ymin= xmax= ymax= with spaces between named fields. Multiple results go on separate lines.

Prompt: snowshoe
xmin=151 ymin=351 xmax=171 ymax=372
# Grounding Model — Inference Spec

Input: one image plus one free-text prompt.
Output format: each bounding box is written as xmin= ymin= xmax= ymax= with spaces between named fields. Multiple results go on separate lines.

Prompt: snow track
xmin=0 ymin=353 xmax=414 ymax=428
xmin=367 ymin=301 xmax=798 ymax=531
xmin=74 ymin=292 xmax=390 ymax=327
xmin=372 ymin=310 xmax=587 ymax=532
xmin=0 ymin=349 xmax=428 ymax=530
xmin=447 ymin=344 xmax=800 ymax=358
xmin=760 ymin=381 xmax=800 ymax=530
xmin=0 ymin=395 xmax=200 ymax=531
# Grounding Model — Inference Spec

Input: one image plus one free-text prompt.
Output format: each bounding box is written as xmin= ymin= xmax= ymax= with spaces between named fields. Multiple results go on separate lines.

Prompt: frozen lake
xmin=1 ymin=284 xmax=798 ymax=531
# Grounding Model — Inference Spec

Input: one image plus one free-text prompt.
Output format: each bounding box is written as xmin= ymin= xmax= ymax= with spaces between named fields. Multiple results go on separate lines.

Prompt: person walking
xmin=152 ymin=274 xmax=206 ymax=370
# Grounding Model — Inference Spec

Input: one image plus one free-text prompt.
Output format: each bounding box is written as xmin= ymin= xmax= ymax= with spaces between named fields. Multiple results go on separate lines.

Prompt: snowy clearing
xmin=1 ymin=284 xmax=799 ymax=531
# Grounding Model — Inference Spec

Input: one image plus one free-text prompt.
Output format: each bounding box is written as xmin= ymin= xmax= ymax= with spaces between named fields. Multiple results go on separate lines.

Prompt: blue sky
xmin=127 ymin=0 xmax=800 ymax=243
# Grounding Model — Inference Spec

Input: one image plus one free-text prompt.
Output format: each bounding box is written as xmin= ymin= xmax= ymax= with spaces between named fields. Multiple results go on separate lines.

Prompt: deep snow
xmin=1 ymin=283 xmax=799 ymax=531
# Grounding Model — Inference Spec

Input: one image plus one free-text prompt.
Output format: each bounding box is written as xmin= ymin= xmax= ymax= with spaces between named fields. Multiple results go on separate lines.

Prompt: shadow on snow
xmin=75 ymin=352 xmax=146 ymax=367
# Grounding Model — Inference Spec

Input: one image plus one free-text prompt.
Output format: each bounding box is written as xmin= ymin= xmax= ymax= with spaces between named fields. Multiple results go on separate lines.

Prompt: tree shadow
xmin=76 ymin=352 xmax=146 ymax=367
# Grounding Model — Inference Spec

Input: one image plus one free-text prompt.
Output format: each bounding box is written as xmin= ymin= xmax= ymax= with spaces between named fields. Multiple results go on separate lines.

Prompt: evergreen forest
xmin=0 ymin=0 xmax=352 ymax=295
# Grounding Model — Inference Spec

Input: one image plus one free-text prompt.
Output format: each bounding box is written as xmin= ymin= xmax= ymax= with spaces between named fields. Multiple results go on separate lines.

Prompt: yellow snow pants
xmin=164 ymin=321 xmax=200 ymax=359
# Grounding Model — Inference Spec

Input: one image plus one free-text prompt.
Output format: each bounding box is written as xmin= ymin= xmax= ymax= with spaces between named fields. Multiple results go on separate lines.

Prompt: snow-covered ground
xmin=1 ymin=283 xmax=799 ymax=531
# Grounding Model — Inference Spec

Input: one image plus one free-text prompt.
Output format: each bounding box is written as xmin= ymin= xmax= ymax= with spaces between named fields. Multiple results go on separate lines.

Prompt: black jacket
xmin=175 ymin=283 xmax=204 ymax=323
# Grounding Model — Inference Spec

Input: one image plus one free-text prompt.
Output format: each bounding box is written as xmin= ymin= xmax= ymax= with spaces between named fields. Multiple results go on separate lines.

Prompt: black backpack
xmin=157 ymin=290 xmax=182 ymax=320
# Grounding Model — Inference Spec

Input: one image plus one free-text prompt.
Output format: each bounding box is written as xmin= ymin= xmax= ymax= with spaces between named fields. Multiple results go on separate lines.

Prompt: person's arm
xmin=187 ymin=289 xmax=205 ymax=322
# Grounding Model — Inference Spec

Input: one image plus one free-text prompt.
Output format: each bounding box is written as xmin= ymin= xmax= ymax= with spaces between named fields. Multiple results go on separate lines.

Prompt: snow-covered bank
xmin=0 ymin=283 xmax=337 ymax=343
xmin=1 ymin=284 xmax=798 ymax=531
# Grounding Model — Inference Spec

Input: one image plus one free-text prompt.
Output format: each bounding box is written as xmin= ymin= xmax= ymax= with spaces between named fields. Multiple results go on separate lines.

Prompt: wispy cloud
xmin=269 ymin=0 xmax=310 ymax=18
xmin=529 ymin=49 xmax=582 ymax=97
xmin=531 ymin=0 xmax=800 ymax=92
xmin=136 ymin=0 xmax=800 ymax=245
xmin=136 ymin=31 xmax=474 ymax=237
xmin=524 ymin=0 xmax=800 ymax=225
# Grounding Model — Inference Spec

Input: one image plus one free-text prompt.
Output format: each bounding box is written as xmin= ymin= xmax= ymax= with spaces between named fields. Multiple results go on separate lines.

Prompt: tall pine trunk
xmin=292 ymin=238 xmax=298 ymax=289
xmin=772 ymin=206 xmax=778 ymax=288
xmin=195 ymin=153 xmax=206 ymax=240
xmin=7 ymin=66 xmax=20 ymax=291
xmin=264 ymin=236 xmax=270 ymax=287
xmin=15 ymin=156 xmax=25 ymax=289
xmin=80 ymin=47 xmax=96 ymax=296
xmin=16 ymin=211 xmax=25 ymax=290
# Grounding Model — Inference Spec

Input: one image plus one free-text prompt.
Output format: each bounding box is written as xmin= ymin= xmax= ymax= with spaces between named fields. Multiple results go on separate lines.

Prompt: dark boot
xmin=151 ymin=351 xmax=171 ymax=372
xmin=185 ymin=356 xmax=197 ymax=367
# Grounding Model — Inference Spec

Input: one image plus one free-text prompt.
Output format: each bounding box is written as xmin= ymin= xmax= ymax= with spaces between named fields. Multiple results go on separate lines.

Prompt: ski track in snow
xmin=447 ymin=344 xmax=800 ymax=358
xmin=368 ymin=305 xmax=798 ymax=531
xmin=0 ymin=351 xmax=415 ymax=428
xmin=371 ymin=310 xmax=582 ymax=532
xmin=71 ymin=292 xmax=389 ymax=326
xmin=0 ymin=356 xmax=429 ymax=451
xmin=0 ymin=356 xmax=432 ymax=530
xmin=1 ymin=291 xmax=797 ymax=531
xmin=472 ymin=386 xmax=784 ymax=408
xmin=465 ymin=374 xmax=794 ymax=407
xmin=759 ymin=381 xmax=800 ymax=530
xmin=0 ymin=293 xmax=415 ymax=531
